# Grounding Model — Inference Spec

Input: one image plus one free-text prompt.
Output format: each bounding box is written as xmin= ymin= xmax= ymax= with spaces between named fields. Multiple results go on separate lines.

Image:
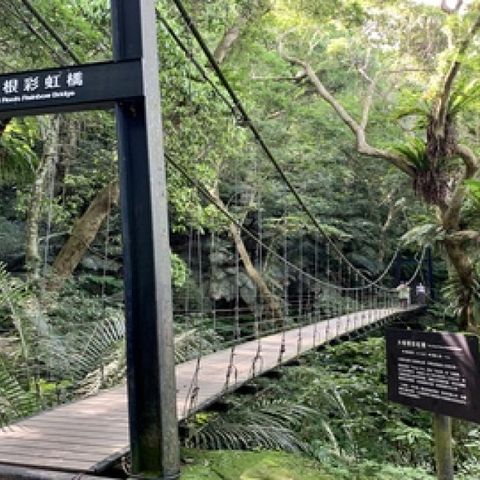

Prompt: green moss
xmin=181 ymin=450 xmax=336 ymax=480
xmin=180 ymin=450 xmax=434 ymax=480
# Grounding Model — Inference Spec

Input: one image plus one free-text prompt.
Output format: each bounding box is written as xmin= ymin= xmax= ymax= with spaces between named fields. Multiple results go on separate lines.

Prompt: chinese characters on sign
xmin=386 ymin=329 xmax=480 ymax=423
xmin=0 ymin=61 xmax=143 ymax=118
xmin=2 ymin=70 xmax=83 ymax=101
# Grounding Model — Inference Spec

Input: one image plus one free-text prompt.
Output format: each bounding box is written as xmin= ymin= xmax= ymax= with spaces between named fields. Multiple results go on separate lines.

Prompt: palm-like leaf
xmin=174 ymin=326 xmax=221 ymax=363
xmin=186 ymin=399 xmax=313 ymax=452
xmin=442 ymin=274 xmax=480 ymax=321
xmin=401 ymin=223 xmax=445 ymax=249
xmin=391 ymin=138 xmax=429 ymax=172
xmin=448 ymin=79 xmax=480 ymax=117
xmin=0 ymin=360 xmax=38 ymax=427
xmin=69 ymin=312 xmax=126 ymax=396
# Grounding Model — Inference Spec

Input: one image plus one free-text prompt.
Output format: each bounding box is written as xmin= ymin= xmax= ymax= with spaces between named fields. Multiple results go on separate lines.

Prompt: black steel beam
xmin=111 ymin=0 xmax=180 ymax=478
xmin=0 ymin=61 xmax=142 ymax=119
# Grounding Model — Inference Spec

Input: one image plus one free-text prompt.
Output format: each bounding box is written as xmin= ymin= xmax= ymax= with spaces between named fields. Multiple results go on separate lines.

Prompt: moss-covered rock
xmin=181 ymin=450 xmax=334 ymax=480
xmin=180 ymin=450 xmax=435 ymax=480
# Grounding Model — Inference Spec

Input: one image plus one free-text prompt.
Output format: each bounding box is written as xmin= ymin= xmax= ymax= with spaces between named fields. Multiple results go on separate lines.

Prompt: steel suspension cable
xmin=157 ymin=15 xmax=236 ymax=114
xmin=18 ymin=0 xmax=82 ymax=64
xmin=19 ymin=0 xmax=410 ymax=295
xmin=157 ymin=12 xmax=407 ymax=296
xmin=166 ymin=0 xmax=407 ymax=291
xmin=167 ymin=153 xmax=401 ymax=301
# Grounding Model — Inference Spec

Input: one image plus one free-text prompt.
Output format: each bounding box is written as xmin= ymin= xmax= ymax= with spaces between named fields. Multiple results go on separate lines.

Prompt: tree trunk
xmin=209 ymin=188 xmax=283 ymax=320
xmin=25 ymin=115 xmax=60 ymax=283
xmin=58 ymin=118 xmax=79 ymax=204
xmin=213 ymin=1 xmax=270 ymax=65
xmin=228 ymin=222 xmax=283 ymax=321
xmin=378 ymin=198 xmax=399 ymax=264
xmin=433 ymin=414 xmax=454 ymax=480
xmin=444 ymin=238 xmax=476 ymax=332
xmin=47 ymin=181 xmax=119 ymax=291
xmin=214 ymin=17 xmax=248 ymax=65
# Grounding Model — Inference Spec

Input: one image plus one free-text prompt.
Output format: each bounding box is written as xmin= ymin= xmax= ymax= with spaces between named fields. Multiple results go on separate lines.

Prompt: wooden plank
xmin=0 ymin=307 xmax=405 ymax=475
xmin=0 ymin=436 xmax=126 ymax=449
xmin=0 ymin=445 xmax=120 ymax=461
xmin=1 ymin=429 xmax=129 ymax=443
xmin=0 ymin=456 xmax=96 ymax=471
xmin=0 ymin=464 xmax=114 ymax=479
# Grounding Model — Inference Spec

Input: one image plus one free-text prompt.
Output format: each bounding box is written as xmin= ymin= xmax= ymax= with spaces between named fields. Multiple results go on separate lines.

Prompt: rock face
xmin=0 ymin=217 xmax=24 ymax=268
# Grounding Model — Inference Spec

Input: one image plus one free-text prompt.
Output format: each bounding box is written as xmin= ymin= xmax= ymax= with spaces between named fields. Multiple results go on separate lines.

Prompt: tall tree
xmin=276 ymin=1 xmax=480 ymax=330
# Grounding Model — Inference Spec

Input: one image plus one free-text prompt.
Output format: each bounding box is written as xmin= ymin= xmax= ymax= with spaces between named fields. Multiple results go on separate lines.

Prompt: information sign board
xmin=386 ymin=328 xmax=480 ymax=423
xmin=0 ymin=60 xmax=143 ymax=118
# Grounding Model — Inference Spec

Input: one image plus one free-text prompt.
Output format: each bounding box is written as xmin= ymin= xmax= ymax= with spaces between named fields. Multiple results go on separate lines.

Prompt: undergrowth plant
xmin=184 ymin=333 xmax=480 ymax=477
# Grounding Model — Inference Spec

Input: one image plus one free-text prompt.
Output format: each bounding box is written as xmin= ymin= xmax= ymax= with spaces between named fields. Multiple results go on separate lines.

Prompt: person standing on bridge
xmin=416 ymin=282 xmax=426 ymax=305
xmin=396 ymin=282 xmax=410 ymax=309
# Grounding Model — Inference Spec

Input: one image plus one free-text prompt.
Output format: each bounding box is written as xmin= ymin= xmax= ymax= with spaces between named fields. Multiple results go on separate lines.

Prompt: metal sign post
xmin=0 ymin=1 xmax=180 ymax=478
xmin=111 ymin=1 xmax=180 ymax=478
xmin=433 ymin=414 xmax=454 ymax=480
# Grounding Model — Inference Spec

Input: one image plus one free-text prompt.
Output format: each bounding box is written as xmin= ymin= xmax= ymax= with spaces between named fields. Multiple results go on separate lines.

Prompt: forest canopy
xmin=0 ymin=0 xmax=479 ymax=477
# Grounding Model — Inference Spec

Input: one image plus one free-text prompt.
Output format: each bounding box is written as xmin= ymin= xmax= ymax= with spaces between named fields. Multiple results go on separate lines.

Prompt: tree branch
xmin=277 ymin=39 xmax=415 ymax=177
xmin=361 ymin=72 xmax=378 ymax=130
xmin=214 ymin=18 xmax=248 ymax=65
xmin=48 ymin=181 xmax=120 ymax=290
xmin=455 ymin=144 xmax=479 ymax=177
xmin=441 ymin=0 xmax=463 ymax=14
xmin=446 ymin=229 xmax=480 ymax=244
xmin=251 ymin=72 xmax=307 ymax=83
xmin=436 ymin=10 xmax=480 ymax=131
xmin=214 ymin=1 xmax=271 ymax=65
xmin=442 ymin=144 xmax=480 ymax=230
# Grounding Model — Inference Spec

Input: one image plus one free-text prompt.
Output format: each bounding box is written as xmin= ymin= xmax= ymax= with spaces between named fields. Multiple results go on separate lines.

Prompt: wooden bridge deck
xmin=0 ymin=307 xmax=408 ymax=476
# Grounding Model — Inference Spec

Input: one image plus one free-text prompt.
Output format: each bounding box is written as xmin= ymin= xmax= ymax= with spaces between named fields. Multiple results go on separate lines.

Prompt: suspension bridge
xmin=0 ymin=303 xmax=421 ymax=476
xmin=0 ymin=0 xmax=431 ymax=478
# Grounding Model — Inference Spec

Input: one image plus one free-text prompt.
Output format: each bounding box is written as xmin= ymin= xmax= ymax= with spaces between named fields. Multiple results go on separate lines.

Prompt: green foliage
xmin=180 ymin=449 xmax=435 ymax=480
xmin=181 ymin=450 xmax=336 ymax=480
xmin=392 ymin=138 xmax=429 ymax=173
xmin=401 ymin=223 xmax=445 ymax=249
xmin=0 ymin=360 xmax=37 ymax=426
xmin=69 ymin=313 xmax=126 ymax=396
xmin=441 ymin=273 xmax=480 ymax=322
xmin=448 ymin=79 xmax=480 ymax=117
xmin=174 ymin=324 xmax=221 ymax=363
xmin=0 ymin=119 xmax=38 ymax=184
xmin=172 ymin=252 xmax=189 ymax=288
xmin=465 ymin=179 xmax=480 ymax=205
xmin=191 ymin=336 xmax=439 ymax=472
xmin=186 ymin=399 xmax=313 ymax=452
xmin=0 ymin=1 xmax=479 ymax=474
xmin=392 ymin=93 xmax=431 ymax=127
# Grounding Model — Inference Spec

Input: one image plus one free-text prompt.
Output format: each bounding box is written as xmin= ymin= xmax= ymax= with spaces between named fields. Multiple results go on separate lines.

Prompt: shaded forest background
xmin=0 ymin=0 xmax=479 ymax=478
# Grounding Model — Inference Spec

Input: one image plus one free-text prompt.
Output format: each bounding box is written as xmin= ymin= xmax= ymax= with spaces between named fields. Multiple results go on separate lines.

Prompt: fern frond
xmin=186 ymin=399 xmax=314 ymax=453
xmin=0 ymin=360 xmax=38 ymax=426
xmin=391 ymin=138 xmax=429 ymax=172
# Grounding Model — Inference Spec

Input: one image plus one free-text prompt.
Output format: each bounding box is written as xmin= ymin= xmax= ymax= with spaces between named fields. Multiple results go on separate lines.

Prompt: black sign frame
xmin=386 ymin=328 xmax=480 ymax=423
xmin=0 ymin=60 xmax=143 ymax=118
